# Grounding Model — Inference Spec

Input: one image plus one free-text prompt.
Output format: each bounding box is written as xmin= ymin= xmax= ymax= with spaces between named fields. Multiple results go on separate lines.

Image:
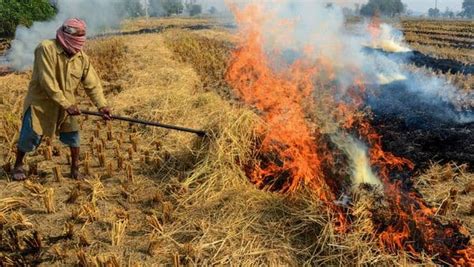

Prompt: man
xmin=12 ymin=18 xmax=111 ymax=180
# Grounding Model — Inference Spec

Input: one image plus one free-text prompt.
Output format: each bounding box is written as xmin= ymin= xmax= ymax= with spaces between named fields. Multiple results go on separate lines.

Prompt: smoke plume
xmin=7 ymin=0 xmax=128 ymax=70
xmin=226 ymin=0 xmax=472 ymax=187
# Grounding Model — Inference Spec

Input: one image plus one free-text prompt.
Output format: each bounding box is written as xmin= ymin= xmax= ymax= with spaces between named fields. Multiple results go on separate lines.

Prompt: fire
xmin=226 ymin=4 xmax=330 ymax=198
xmin=368 ymin=16 xmax=411 ymax=53
xmin=226 ymin=2 xmax=473 ymax=265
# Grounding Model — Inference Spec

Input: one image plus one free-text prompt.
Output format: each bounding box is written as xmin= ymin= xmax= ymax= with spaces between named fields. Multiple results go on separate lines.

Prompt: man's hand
xmin=66 ymin=105 xmax=81 ymax=116
xmin=99 ymin=107 xmax=112 ymax=121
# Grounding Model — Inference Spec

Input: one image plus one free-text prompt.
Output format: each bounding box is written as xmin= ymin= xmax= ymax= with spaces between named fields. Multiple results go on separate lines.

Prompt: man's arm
xmin=36 ymin=45 xmax=72 ymax=109
xmin=82 ymin=60 xmax=110 ymax=119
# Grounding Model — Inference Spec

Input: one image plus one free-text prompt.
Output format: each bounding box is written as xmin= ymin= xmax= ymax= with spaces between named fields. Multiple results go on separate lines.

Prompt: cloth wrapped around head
xmin=56 ymin=18 xmax=87 ymax=55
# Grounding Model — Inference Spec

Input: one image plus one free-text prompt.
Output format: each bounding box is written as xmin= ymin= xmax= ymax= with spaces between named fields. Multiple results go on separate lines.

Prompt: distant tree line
xmin=459 ymin=0 xmax=473 ymax=18
xmin=427 ymin=0 xmax=473 ymax=18
xmin=360 ymin=0 xmax=405 ymax=17
xmin=0 ymin=0 xmax=217 ymax=38
xmin=121 ymin=0 xmax=208 ymax=18
xmin=356 ymin=0 xmax=473 ymax=18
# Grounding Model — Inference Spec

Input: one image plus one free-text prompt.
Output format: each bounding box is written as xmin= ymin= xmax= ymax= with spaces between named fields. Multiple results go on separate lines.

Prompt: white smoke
xmin=7 ymin=0 xmax=127 ymax=70
xmin=331 ymin=134 xmax=382 ymax=187
xmin=370 ymin=24 xmax=411 ymax=53
xmin=228 ymin=0 xmax=473 ymax=186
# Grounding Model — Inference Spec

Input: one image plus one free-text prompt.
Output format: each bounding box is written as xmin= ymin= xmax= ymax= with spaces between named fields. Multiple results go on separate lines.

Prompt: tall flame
xmin=226 ymin=4 xmax=330 ymax=197
xmin=226 ymin=2 xmax=473 ymax=265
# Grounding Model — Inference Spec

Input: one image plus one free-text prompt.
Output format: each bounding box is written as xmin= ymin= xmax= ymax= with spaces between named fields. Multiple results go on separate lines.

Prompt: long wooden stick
xmin=81 ymin=110 xmax=207 ymax=137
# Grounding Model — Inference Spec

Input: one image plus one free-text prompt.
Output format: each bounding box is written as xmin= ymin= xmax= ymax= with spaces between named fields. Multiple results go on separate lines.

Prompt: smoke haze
xmin=8 ymin=0 xmax=126 ymax=70
xmin=227 ymin=0 xmax=472 ymax=117
xmin=226 ymin=0 xmax=472 ymax=187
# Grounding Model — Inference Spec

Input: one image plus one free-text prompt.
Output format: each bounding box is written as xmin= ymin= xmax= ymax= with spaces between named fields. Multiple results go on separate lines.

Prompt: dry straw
xmin=86 ymin=175 xmax=107 ymax=204
xmin=117 ymin=155 xmax=124 ymax=170
xmin=126 ymin=164 xmax=134 ymax=183
xmin=0 ymin=197 xmax=29 ymax=213
xmin=52 ymin=166 xmax=63 ymax=182
xmin=44 ymin=146 xmax=53 ymax=160
xmin=111 ymin=219 xmax=128 ymax=246
xmin=43 ymin=188 xmax=56 ymax=213
xmin=106 ymin=162 xmax=114 ymax=177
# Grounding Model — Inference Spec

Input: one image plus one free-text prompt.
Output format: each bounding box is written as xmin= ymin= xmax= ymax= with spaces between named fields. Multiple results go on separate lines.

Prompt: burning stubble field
xmin=0 ymin=9 xmax=473 ymax=267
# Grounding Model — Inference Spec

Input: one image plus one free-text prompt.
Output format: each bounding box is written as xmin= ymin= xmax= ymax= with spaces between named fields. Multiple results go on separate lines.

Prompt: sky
xmin=197 ymin=0 xmax=464 ymax=13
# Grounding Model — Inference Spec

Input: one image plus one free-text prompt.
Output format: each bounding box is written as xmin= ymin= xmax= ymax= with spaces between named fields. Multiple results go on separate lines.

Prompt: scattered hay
xmin=8 ymin=211 xmax=33 ymax=229
xmin=415 ymin=163 xmax=473 ymax=231
xmin=0 ymin=197 xmax=28 ymax=213
xmin=80 ymin=202 xmax=100 ymax=223
xmin=23 ymin=180 xmax=46 ymax=196
xmin=84 ymin=37 xmax=130 ymax=94
xmin=84 ymin=175 xmax=107 ymax=204
xmin=163 ymin=30 xmax=234 ymax=98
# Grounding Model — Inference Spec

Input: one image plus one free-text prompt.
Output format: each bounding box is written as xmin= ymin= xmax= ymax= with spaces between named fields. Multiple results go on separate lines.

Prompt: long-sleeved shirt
xmin=22 ymin=39 xmax=107 ymax=138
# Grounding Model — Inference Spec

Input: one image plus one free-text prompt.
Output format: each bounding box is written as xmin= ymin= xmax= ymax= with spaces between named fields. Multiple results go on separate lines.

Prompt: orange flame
xmin=226 ymin=4 xmax=330 ymax=197
xmin=226 ymin=2 xmax=473 ymax=265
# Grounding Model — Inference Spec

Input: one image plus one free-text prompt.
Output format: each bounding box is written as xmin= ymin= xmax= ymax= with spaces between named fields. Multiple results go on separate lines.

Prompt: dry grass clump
xmin=84 ymin=37 xmax=130 ymax=93
xmin=415 ymin=163 xmax=473 ymax=230
xmin=0 ymin=197 xmax=29 ymax=213
xmin=111 ymin=219 xmax=128 ymax=246
xmin=163 ymin=30 xmax=234 ymax=98
xmin=0 ymin=73 xmax=30 ymax=161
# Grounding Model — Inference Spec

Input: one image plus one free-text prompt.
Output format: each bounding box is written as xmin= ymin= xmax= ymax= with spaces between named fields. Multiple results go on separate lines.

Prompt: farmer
xmin=11 ymin=18 xmax=111 ymax=181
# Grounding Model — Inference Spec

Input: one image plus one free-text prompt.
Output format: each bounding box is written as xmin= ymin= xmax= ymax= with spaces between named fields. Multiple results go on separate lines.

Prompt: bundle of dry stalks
xmin=84 ymin=38 xmax=129 ymax=94
xmin=163 ymin=30 xmax=234 ymax=98
xmin=415 ymin=163 xmax=473 ymax=230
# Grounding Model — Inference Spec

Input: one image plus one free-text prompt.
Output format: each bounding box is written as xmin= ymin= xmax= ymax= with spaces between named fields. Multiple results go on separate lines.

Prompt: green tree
xmin=428 ymin=8 xmax=440 ymax=17
xmin=460 ymin=0 xmax=474 ymax=18
xmin=188 ymin=4 xmax=202 ymax=16
xmin=149 ymin=0 xmax=184 ymax=17
xmin=360 ymin=0 xmax=405 ymax=17
xmin=0 ymin=0 xmax=56 ymax=37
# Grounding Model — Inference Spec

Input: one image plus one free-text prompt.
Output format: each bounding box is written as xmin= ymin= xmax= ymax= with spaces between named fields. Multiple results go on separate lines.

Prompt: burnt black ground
xmin=366 ymin=81 xmax=474 ymax=171
xmin=363 ymin=47 xmax=474 ymax=75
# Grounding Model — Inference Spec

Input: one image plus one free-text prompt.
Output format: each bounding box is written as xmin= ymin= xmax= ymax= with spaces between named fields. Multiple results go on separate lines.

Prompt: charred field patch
xmin=367 ymin=80 xmax=473 ymax=171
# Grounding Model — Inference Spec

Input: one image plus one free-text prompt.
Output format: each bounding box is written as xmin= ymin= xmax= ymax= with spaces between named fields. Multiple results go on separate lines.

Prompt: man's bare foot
xmin=71 ymin=166 xmax=84 ymax=180
xmin=12 ymin=166 xmax=27 ymax=181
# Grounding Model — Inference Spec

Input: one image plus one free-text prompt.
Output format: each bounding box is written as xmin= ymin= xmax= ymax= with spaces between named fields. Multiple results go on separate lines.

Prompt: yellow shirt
xmin=23 ymin=39 xmax=107 ymax=137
